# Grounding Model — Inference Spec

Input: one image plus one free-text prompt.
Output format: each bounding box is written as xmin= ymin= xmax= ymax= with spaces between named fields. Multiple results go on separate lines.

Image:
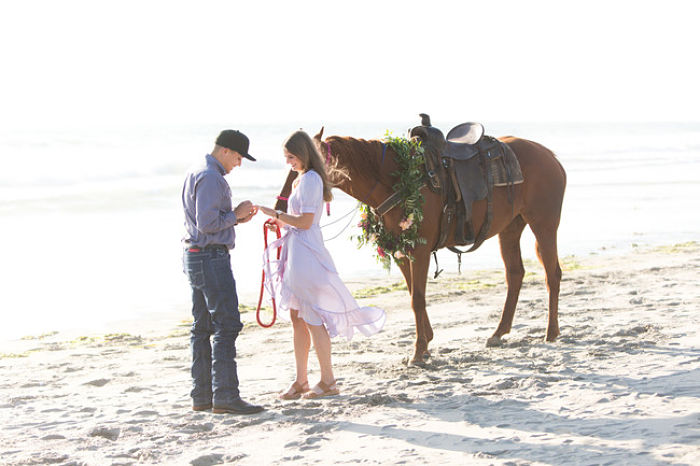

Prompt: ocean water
xmin=1 ymin=121 xmax=699 ymax=342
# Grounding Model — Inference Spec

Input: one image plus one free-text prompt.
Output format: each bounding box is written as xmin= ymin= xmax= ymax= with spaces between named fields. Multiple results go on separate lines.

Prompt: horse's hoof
xmin=486 ymin=336 xmax=504 ymax=347
xmin=407 ymin=351 xmax=428 ymax=367
xmin=408 ymin=358 xmax=427 ymax=368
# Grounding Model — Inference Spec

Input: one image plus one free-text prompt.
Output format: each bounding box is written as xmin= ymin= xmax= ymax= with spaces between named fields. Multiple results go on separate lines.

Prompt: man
xmin=181 ymin=129 xmax=263 ymax=414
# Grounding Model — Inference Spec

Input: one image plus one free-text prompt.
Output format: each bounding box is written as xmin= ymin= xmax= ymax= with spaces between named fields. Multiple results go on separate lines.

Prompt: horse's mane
xmin=325 ymin=135 xmax=387 ymax=178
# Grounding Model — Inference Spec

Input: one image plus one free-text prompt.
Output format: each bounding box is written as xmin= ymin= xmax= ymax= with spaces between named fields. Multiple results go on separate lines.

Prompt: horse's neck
xmin=328 ymin=136 xmax=389 ymax=206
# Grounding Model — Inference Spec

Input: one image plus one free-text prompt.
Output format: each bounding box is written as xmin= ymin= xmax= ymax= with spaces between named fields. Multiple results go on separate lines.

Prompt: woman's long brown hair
xmin=284 ymin=130 xmax=334 ymax=202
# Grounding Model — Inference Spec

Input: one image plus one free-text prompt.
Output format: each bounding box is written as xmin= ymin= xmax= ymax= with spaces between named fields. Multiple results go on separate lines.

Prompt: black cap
xmin=216 ymin=130 xmax=256 ymax=161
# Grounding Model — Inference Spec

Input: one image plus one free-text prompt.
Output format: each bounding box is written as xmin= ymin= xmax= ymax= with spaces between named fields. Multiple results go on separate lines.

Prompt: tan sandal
xmin=279 ymin=381 xmax=309 ymax=400
xmin=303 ymin=380 xmax=340 ymax=399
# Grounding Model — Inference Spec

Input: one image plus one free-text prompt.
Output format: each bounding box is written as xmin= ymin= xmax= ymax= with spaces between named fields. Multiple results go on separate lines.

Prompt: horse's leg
xmin=488 ymin=215 xmax=527 ymax=346
xmin=408 ymin=250 xmax=432 ymax=364
xmin=397 ymin=259 xmax=412 ymax=293
xmin=396 ymin=259 xmax=416 ymax=356
xmin=529 ymin=220 xmax=562 ymax=342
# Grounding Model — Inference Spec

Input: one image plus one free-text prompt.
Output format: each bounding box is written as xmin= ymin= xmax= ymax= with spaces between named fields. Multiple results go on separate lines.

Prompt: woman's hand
xmin=258 ymin=205 xmax=277 ymax=217
xmin=257 ymin=205 xmax=282 ymax=230
xmin=255 ymin=205 xmax=313 ymax=230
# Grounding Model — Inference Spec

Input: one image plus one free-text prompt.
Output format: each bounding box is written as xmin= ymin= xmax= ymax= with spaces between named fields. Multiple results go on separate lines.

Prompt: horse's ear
xmin=314 ymin=127 xmax=324 ymax=141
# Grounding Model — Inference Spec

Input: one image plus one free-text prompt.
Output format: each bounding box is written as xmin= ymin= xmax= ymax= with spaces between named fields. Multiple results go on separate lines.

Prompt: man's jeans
xmin=183 ymin=247 xmax=243 ymax=406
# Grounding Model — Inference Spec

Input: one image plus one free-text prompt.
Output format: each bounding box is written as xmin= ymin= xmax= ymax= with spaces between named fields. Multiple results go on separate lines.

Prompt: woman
xmin=257 ymin=130 xmax=386 ymax=400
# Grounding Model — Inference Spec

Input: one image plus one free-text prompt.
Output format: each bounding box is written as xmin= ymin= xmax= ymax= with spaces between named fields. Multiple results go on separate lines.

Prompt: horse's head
xmin=313 ymin=126 xmax=327 ymax=157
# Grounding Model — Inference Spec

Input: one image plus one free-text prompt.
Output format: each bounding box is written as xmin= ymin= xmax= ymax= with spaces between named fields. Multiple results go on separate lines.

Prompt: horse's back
xmin=500 ymin=136 xmax=566 ymax=183
xmin=499 ymin=136 xmax=567 ymax=222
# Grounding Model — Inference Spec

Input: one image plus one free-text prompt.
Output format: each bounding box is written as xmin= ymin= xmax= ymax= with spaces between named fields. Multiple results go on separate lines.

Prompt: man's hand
xmin=234 ymin=200 xmax=258 ymax=224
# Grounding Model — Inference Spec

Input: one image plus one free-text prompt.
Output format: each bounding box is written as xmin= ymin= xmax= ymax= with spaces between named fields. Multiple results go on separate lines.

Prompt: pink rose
xmin=399 ymin=217 xmax=413 ymax=231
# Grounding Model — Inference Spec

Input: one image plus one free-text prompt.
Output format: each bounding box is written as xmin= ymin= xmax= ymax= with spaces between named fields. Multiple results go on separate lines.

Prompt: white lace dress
xmin=263 ymin=170 xmax=386 ymax=340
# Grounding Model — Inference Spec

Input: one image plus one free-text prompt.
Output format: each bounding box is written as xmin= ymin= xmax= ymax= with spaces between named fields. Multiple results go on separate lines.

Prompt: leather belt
xmin=185 ymin=244 xmax=227 ymax=252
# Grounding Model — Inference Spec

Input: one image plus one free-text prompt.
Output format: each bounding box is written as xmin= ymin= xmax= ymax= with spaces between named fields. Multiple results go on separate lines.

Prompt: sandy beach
xmin=1 ymin=242 xmax=699 ymax=465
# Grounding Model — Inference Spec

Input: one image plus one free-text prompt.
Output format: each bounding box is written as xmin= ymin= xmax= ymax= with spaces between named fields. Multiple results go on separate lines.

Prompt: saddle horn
xmin=419 ymin=113 xmax=432 ymax=126
xmin=409 ymin=125 xmax=429 ymax=140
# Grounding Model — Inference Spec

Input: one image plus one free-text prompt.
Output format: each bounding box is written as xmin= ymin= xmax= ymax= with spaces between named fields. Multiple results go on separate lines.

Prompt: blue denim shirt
xmin=182 ymin=154 xmax=238 ymax=249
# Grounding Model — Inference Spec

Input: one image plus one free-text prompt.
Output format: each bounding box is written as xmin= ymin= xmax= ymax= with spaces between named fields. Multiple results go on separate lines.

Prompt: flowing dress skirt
xmin=263 ymin=226 xmax=385 ymax=340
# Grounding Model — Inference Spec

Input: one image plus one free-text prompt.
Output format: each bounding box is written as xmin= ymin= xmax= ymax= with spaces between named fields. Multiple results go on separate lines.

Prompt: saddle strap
xmin=447 ymin=147 xmax=496 ymax=255
xmin=424 ymin=149 xmax=441 ymax=191
xmin=434 ymin=158 xmax=456 ymax=251
xmin=449 ymin=166 xmax=462 ymax=203
xmin=465 ymin=148 xmax=495 ymax=252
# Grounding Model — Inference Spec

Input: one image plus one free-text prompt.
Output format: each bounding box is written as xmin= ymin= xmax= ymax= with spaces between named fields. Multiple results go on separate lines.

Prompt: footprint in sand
xmin=304 ymin=423 xmax=337 ymax=434
xmin=189 ymin=453 xmax=224 ymax=466
xmin=349 ymin=394 xmax=397 ymax=406
xmin=87 ymin=425 xmax=120 ymax=441
xmin=280 ymin=407 xmax=323 ymax=417
xmin=124 ymin=386 xmax=151 ymax=393
xmin=83 ymin=378 xmax=110 ymax=387
xmin=286 ymin=436 xmax=325 ymax=451
xmin=179 ymin=422 xmax=214 ymax=434
xmin=20 ymin=382 xmax=44 ymax=388
xmin=9 ymin=396 xmax=36 ymax=406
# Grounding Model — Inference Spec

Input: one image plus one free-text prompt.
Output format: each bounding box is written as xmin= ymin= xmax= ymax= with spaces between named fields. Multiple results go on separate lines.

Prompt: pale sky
xmin=1 ymin=0 xmax=698 ymax=129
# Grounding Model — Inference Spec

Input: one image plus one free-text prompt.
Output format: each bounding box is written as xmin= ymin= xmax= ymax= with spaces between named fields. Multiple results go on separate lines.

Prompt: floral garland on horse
xmin=355 ymin=133 xmax=427 ymax=269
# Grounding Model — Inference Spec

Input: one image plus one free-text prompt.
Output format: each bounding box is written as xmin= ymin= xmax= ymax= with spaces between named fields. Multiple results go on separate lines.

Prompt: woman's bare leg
xmin=291 ymin=309 xmax=310 ymax=385
xmin=307 ymin=323 xmax=335 ymax=385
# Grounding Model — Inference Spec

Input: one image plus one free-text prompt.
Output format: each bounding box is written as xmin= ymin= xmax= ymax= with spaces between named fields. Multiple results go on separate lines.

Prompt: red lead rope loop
xmin=256 ymin=219 xmax=281 ymax=327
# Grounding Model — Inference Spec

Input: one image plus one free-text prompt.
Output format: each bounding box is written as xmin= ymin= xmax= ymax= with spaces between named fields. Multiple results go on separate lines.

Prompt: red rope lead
xmin=256 ymin=219 xmax=281 ymax=327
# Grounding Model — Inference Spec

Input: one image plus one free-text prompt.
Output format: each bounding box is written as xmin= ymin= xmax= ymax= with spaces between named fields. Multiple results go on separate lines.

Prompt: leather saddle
xmin=444 ymin=122 xmax=484 ymax=160
xmin=409 ymin=114 xmax=523 ymax=256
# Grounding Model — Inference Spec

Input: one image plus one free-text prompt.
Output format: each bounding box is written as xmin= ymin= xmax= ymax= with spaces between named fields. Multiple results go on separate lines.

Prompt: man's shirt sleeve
xmin=194 ymin=173 xmax=237 ymax=234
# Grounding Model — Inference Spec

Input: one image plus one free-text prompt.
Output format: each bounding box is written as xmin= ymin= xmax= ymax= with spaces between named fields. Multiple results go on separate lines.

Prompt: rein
xmin=255 ymin=219 xmax=281 ymax=328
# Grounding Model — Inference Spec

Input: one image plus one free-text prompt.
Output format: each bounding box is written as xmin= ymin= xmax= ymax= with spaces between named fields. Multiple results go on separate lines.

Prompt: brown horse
xmin=274 ymin=127 xmax=566 ymax=364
